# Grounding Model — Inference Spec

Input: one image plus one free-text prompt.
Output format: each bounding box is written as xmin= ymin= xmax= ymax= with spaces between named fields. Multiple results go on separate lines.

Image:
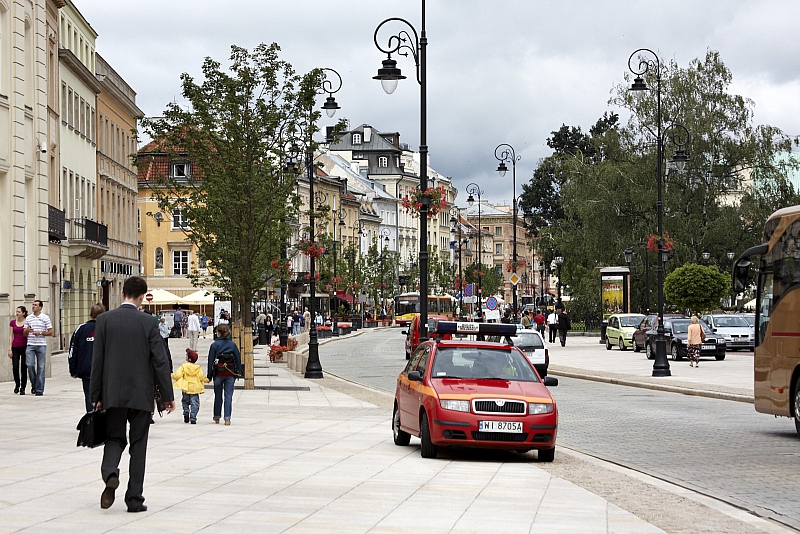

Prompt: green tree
xmin=664 ymin=263 xmax=729 ymax=312
xmin=463 ymin=261 xmax=503 ymax=298
xmin=137 ymin=43 xmax=323 ymax=383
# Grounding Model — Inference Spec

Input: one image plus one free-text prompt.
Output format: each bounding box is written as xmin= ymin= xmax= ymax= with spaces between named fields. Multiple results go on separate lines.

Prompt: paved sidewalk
xmin=0 ymin=335 xmax=666 ymax=533
xmin=546 ymin=335 xmax=755 ymax=402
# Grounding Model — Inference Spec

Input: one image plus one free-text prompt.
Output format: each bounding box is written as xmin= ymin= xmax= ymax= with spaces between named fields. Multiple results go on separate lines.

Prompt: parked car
xmin=700 ymin=314 xmax=755 ymax=351
xmin=643 ymin=318 xmax=726 ymax=361
xmin=737 ymin=313 xmax=755 ymax=328
xmin=605 ymin=313 xmax=646 ymax=351
xmin=632 ymin=313 xmax=686 ymax=353
xmin=490 ymin=329 xmax=549 ymax=377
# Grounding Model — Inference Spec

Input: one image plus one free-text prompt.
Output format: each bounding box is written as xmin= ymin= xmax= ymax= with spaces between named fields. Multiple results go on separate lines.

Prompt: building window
xmin=378 ymin=156 xmax=388 ymax=168
xmin=495 ymin=226 xmax=502 ymax=236
xmin=171 ymin=209 xmax=189 ymax=230
xmin=198 ymin=255 xmax=207 ymax=270
xmin=154 ymin=247 xmax=164 ymax=270
xmin=352 ymin=133 xmax=362 ymax=145
xmin=137 ymin=208 xmax=141 ymax=231
xmin=171 ymin=161 xmax=190 ymax=180
xmin=172 ymin=250 xmax=189 ymax=275
xmin=495 ymin=243 xmax=503 ymax=255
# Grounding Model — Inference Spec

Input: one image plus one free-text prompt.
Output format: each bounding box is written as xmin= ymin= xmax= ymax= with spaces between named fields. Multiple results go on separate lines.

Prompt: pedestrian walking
xmin=534 ymin=310 xmax=546 ymax=337
xmin=207 ymin=323 xmax=242 ymax=426
xmin=172 ymin=348 xmax=209 ymax=424
xmin=90 ymin=276 xmax=175 ymax=512
xmin=286 ymin=312 xmax=294 ymax=336
xmin=557 ymin=308 xmax=571 ymax=347
xmin=546 ymin=309 xmax=559 ymax=344
xmin=521 ymin=311 xmax=532 ymax=329
xmin=264 ymin=313 xmax=274 ymax=345
xmin=172 ymin=308 xmax=184 ymax=338
xmin=180 ymin=309 xmax=189 ymax=338
xmin=303 ymin=308 xmax=311 ymax=333
xmin=68 ymin=304 xmax=105 ymax=413
xmin=23 ymin=299 xmax=53 ymax=396
xmin=687 ymin=315 xmax=704 ymax=368
xmin=200 ymin=314 xmax=210 ymax=338
xmin=158 ymin=316 xmax=173 ymax=370
xmin=7 ymin=305 xmax=28 ymax=395
xmin=187 ymin=310 xmax=201 ymax=351
xmin=255 ymin=309 xmax=266 ymax=344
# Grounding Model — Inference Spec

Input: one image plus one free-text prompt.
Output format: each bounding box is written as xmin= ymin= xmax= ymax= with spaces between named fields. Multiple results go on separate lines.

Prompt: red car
xmin=402 ymin=314 xmax=450 ymax=359
xmin=393 ymin=321 xmax=559 ymax=461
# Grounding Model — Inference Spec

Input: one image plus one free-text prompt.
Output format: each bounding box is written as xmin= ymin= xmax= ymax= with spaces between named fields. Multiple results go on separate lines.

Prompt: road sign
xmin=464 ymin=284 xmax=474 ymax=297
xmin=509 ymin=273 xmax=520 ymax=285
xmin=485 ymin=309 xmax=501 ymax=321
xmin=463 ymin=296 xmax=477 ymax=304
xmin=145 ymin=293 xmax=153 ymax=302
xmin=485 ymin=296 xmax=498 ymax=311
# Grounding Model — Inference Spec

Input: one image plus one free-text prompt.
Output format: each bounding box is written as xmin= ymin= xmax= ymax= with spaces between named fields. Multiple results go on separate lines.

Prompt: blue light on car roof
xmin=435 ymin=321 xmax=517 ymax=337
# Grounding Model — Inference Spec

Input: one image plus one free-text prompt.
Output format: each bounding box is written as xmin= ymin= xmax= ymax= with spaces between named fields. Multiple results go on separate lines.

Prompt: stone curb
xmin=549 ymin=366 xmax=754 ymax=404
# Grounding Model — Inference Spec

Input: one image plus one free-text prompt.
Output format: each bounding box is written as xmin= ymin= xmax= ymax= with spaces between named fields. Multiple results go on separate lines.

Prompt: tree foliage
xmin=463 ymin=261 xmax=503 ymax=298
xmin=137 ymin=43 xmax=323 ymax=329
xmin=664 ymin=263 xmax=729 ymax=312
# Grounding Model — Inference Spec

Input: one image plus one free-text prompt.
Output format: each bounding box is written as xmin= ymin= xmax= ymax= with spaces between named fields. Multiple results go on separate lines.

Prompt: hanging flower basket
xmin=296 ymin=239 xmax=325 ymax=258
xmin=472 ymin=269 xmax=486 ymax=278
xmin=303 ymin=272 xmax=321 ymax=281
xmin=646 ymin=232 xmax=674 ymax=252
xmin=400 ymin=185 xmax=448 ymax=219
xmin=270 ymin=259 xmax=293 ymax=278
xmin=506 ymin=259 xmax=527 ymax=272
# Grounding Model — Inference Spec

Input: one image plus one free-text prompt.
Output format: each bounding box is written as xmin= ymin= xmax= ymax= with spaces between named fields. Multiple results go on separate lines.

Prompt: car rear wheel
xmin=619 ymin=338 xmax=627 ymax=351
xmin=606 ymin=337 xmax=612 ymax=350
xmin=633 ymin=341 xmax=641 ymax=353
xmin=715 ymin=354 xmax=726 ymax=361
xmin=538 ymin=448 xmax=555 ymax=462
xmin=419 ymin=412 xmax=438 ymax=459
xmin=645 ymin=342 xmax=655 ymax=360
xmin=670 ymin=343 xmax=681 ymax=361
xmin=392 ymin=403 xmax=411 ymax=446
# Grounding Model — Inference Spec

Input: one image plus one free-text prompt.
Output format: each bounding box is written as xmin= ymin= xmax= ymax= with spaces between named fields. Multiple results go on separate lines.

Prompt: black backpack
xmin=214 ymin=351 xmax=239 ymax=376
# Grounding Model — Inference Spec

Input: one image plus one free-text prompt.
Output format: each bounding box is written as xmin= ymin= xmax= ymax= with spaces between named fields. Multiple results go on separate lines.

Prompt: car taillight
xmin=545 ymin=348 xmax=549 ymax=364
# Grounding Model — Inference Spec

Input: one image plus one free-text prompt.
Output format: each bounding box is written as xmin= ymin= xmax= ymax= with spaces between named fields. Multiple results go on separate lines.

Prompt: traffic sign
xmin=145 ymin=292 xmax=153 ymax=302
xmin=509 ymin=273 xmax=520 ymax=285
xmin=463 ymin=296 xmax=477 ymax=304
xmin=485 ymin=296 xmax=498 ymax=311
xmin=464 ymin=284 xmax=474 ymax=297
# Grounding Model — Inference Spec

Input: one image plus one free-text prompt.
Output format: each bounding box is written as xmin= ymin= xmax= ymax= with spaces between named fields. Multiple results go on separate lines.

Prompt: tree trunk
xmin=232 ymin=296 xmax=255 ymax=390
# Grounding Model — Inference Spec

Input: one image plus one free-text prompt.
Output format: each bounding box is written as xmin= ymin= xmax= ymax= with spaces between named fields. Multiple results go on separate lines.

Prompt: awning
xmin=333 ymin=291 xmax=355 ymax=304
xmin=144 ymin=289 xmax=182 ymax=305
xmin=179 ymin=289 xmax=216 ymax=305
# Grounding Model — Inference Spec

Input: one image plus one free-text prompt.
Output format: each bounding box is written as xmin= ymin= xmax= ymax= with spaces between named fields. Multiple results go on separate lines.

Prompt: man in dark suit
xmin=90 ymin=276 xmax=175 ymax=513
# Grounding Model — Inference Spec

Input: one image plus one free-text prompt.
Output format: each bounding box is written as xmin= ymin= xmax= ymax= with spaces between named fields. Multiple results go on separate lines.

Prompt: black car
xmin=644 ymin=318 xmax=726 ymax=361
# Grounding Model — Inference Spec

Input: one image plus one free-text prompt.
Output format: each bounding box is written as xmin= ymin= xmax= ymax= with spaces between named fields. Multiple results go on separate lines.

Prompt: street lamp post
xmin=466 ymin=183 xmax=483 ymax=312
xmin=373 ymin=1 xmax=430 ymax=340
xmin=628 ymin=48 xmax=691 ymax=378
xmin=495 ymin=144 xmax=521 ymax=319
xmin=380 ymin=228 xmax=391 ymax=322
xmin=352 ymin=221 xmax=365 ymax=321
xmin=538 ymin=264 xmax=545 ymax=308
xmin=450 ymin=206 xmax=467 ymax=319
xmin=304 ymin=67 xmax=343 ymax=380
xmin=331 ymin=208 xmax=346 ymax=337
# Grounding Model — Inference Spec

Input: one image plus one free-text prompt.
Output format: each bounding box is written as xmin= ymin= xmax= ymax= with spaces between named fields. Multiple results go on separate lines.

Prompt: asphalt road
xmin=319 ymin=327 xmax=800 ymax=531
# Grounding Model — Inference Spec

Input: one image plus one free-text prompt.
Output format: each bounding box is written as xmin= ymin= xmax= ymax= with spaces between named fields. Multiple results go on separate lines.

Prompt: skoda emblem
xmin=495 ymin=400 xmax=505 ymax=407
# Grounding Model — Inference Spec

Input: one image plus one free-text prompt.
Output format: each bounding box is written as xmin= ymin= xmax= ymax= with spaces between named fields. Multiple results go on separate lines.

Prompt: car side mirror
xmin=408 ymin=370 xmax=423 ymax=382
xmin=401 ymin=331 xmax=408 ymax=336
xmin=712 ymin=328 xmax=717 ymax=333
xmin=543 ymin=376 xmax=558 ymax=387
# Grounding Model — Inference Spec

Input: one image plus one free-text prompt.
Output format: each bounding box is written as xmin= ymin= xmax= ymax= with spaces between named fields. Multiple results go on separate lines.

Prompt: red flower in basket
xmin=646 ymin=232 xmax=674 ymax=252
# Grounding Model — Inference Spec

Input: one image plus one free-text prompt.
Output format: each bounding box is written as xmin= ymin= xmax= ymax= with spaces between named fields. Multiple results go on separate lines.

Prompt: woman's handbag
xmin=76 ymin=409 xmax=107 ymax=448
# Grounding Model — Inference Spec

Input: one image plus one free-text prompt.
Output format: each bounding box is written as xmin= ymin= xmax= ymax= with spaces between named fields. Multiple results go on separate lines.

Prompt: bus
xmin=732 ymin=205 xmax=800 ymax=436
xmin=394 ymin=293 xmax=456 ymax=325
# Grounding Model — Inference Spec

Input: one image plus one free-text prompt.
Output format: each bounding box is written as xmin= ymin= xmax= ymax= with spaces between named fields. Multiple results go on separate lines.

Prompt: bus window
xmin=756 ymin=272 xmax=773 ymax=346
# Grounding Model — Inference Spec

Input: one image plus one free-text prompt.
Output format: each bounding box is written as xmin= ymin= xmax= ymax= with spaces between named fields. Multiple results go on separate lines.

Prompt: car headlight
xmin=528 ymin=403 xmax=554 ymax=415
xmin=440 ymin=400 xmax=470 ymax=412
xmin=723 ymin=335 xmax=733 ymax=341
xmin=626 ymin=333 xmax=634 ymax=339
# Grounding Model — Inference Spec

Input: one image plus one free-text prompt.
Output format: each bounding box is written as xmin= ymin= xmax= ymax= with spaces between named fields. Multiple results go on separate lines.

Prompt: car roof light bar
xmin=435 ymin=321 xmax=518 ymax=337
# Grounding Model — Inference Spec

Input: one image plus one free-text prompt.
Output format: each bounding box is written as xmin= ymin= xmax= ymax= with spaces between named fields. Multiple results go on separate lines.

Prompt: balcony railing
xmin=48 ymin=205 xmax=67 ymax=242
xmin=68 ymin=218 xmax=109 ymax=259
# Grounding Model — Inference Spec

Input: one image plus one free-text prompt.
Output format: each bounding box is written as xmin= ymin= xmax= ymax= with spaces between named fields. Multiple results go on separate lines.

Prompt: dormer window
xmin=171 ymin=161 xmax=190 ymax=180
xmin=378 ymin=156 xmax=388 ymax=168
xmin=352 ymin=133 xmax=362 ymax=145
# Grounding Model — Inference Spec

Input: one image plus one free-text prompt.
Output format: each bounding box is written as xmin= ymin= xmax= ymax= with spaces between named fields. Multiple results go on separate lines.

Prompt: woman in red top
xmin=7 ymin=306 xmax=28 ymax=394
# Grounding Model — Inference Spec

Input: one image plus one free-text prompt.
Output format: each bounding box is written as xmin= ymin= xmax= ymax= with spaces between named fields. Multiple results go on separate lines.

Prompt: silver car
xmin=701 ymin=314 xmax=754 ymax=351
xmin=514 ymin=330 xmax=549 ymax=377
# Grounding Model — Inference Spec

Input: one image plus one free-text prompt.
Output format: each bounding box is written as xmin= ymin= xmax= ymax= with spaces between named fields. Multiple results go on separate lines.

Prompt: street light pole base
xmin=304 ymin=333 xmax=324 ymax=379
xmin=652 ymin=368 xmax=672 ymax=377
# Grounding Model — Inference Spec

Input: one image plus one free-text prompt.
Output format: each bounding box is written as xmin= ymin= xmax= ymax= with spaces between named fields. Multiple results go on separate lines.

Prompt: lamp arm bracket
xmin=628 ymin=48 xmax=660 ymax=78
xmin=494 ymin=143 xmax=520 ymax=165
xmin=374 ymin=18 xmax=422 ymax=85
xmin=319 ymin=67 xmax=342 ymax=97
xmin=663 ymin=123 xmax=690 ymax=149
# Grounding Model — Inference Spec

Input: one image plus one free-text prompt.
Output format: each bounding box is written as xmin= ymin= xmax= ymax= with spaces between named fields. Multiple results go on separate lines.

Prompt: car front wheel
xmin=619 ymin=338 xmax=627 ymax=351
xmin=715 ymin=354 xmax=726 ymax=361
xmin=606 ymin=337 xmax=612 ymax=350
xmin=633 ymin=340 xmax=641 ymax=353
xmin=538 ymin=447 xmax=555 ymax=462
xmin=645 ymin=342 xmax=655 ymax=360
xmin=392 ymin=403 xmax=411 ymax=446
xmin=419 ymin=412 xmax=438 ymax=458
xmin=671 ymin=343 xmax=682 ymax=361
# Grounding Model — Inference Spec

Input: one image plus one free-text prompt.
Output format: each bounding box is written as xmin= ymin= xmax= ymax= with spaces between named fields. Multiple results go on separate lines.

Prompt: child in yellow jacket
xmin=172 ymin=348 xmax=210 ymax=424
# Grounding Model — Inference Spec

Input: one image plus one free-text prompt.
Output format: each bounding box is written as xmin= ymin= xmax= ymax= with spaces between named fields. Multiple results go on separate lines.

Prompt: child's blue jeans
xmin=182 ymin=392 xmax=200 ymax=422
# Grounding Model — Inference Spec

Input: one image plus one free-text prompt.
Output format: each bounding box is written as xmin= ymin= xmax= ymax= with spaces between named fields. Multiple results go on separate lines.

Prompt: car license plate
xmin=479 ymin=420 xmax=523 ymax=433
xmin=702 ymin=344 xmax=714 ymax=350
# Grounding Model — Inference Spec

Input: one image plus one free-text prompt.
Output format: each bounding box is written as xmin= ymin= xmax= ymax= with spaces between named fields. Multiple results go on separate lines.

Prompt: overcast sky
xmin=77 ymin=0 xmax=800 ymax=205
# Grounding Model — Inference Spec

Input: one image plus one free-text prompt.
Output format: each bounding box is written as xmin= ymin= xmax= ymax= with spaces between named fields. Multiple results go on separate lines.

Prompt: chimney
xmin=363 ymin=127 xmax=372 ymax=143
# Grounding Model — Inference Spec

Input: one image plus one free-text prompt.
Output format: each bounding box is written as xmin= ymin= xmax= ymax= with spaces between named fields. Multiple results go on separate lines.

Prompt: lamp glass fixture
xmin=497 ymin=162 xmax=508 ymax=177
xmin=623 ymin=248 xmax=633 ymax=264
xmin=555 ymin=256 xmax=563 ymax=265
xmin=671 ymin=149 xmax=690 ymax=173
xmin=727 ymin=251 xmax=735 ymax=261
xmin=322 ymin=96 xmax=340 ymax=118
xmin=374 ymin=58 xmax=405 ymax=95
xmin=661 ymin=249 xmax=670 ymax=264
xmin=702 ymin=251 xmax=711 ymax=261
xmin=467 ymin=194 xmax=475 ymax=207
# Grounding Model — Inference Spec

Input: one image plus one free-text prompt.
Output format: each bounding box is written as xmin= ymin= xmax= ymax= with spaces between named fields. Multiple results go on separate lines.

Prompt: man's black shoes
xmin=100 ymin=474 xmax=119 ymax=509
xmin=127 ymin=504 xmax=148 ymax=513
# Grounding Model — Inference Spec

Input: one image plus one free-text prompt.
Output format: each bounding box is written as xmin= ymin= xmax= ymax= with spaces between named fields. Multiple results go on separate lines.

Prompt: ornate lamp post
xmin=351 ymin=221 xmax=365 ymax=321
xmin=495 ymin=144 xmax=521 ymax=318
xmin=379 ymin=228 xmax=391 ymax=322
xmin=538 ymin=264 xmax=546 ymax=308
xmin=331 ymin=207 xmax=346 ymax=336
xmin=466 ymin=183 xmax=483 ymax=312
xmin=450 ymin=206 xmax=467 ymax=319
xmin=373 ymin=1 xmax=429 ymax=339
xmin=629 ymin=48 xmax=691 ymax=377
xmin=303 ymin=67 xmax=342 ymax=380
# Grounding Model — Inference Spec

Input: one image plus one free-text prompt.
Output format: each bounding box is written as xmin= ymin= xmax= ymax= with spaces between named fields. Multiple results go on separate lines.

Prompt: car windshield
xmin=431 ymin=347 xmax=539 ymax=382
xmin=515 ymin=332 xmax=544 ymax=349
xmin=739 ymin=315 xmax=755 ymax=327
xmin=669 ymin=320 xmax=712 ymax=335
xmin=713 ymin=316 xmax=749 ymax=328
xmin=620 ymin=315 xmax=645 ymax=327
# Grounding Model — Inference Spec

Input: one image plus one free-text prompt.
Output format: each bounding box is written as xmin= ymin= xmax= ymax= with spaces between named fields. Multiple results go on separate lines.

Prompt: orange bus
xmin=733 ymin=206 xmax=800 ymax=436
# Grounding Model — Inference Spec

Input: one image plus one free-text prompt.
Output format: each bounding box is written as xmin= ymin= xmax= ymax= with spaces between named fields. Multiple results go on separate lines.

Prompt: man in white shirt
xmin=546 ymin=309 xmax=559 ymax=344
xmin=23 ymin=299 xmax=53 ymax=395
xmin=187 ymin=310 xmax=201 ymax=351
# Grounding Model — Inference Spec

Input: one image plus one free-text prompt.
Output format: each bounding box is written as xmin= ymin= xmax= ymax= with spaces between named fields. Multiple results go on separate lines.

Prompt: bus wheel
xmin=794 ymin=376 xmax=800 ymax=437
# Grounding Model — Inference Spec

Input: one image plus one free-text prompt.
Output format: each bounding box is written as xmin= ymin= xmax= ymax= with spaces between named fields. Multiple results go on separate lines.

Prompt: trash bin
xmin=257 ymin=325 xmax=267 ymax=345
xmin=600 ymin=320 xmax=608 ymax=344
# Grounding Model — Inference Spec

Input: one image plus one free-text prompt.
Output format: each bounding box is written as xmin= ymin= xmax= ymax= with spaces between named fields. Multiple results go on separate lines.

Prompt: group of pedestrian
xmin=520 ymin=310 xmax=547 ymax=337
xmin=7 ymin=300 xmax=53 ymax=397
xmin=546 ymin=308 xmax=571 ymax=346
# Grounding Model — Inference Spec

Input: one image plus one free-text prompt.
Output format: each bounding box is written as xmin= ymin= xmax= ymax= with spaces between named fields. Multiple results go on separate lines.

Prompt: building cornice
xmin=59 ymin=48 xmax=102 ymax=94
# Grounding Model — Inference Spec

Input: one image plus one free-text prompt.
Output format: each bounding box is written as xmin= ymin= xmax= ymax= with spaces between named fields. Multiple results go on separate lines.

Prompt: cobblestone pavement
xmin=317 ymin=327 xmax=798 ymax=533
